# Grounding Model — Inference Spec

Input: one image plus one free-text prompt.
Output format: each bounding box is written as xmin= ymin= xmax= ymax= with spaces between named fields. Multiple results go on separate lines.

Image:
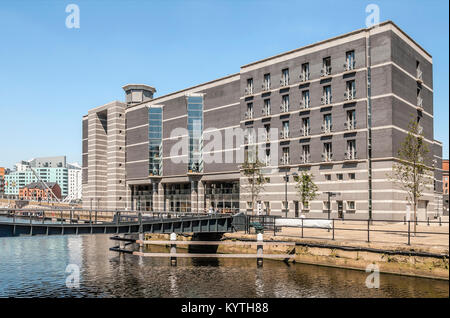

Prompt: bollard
xmin=367 ymin=219 xmax=370 ymax=243
xmin=138 ymin=212 xmax=143 ymax=252
xmin=301 ymin=218 xmax=304 ymax=238
xmin=403 ymin=215 xmax=406 ymax=225
xmin=332 ymin=219 xmax=335 ymax=240
xmin=427 ymin=217 xmax=430 ymax=226
xmin=439 ymin=217 xmax=442 ymax=226
xmin=407 ymin=220 xmax=411 ymax=245
xmin=256 ymin=233 xmax=263 ymax=267
xmin=170 ymin=233 xmax=177 ymax=266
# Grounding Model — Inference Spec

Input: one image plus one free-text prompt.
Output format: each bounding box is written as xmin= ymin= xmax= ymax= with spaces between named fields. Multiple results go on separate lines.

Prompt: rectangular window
xmin=264 ymin=124 xmax=270 ymax=141
xmin=323 ymin=143 xmax=333 ymax=162
xmin=347 ymin=201 xmax=355 ymax=211
xmin=302 ymin=117 xmax=310 ymax=136
xmin=246 ymin=102 xmax=254 ymax=119
xmin=345 ymin=51 xmax=355 ymax=70
xmin=281 ymin=68 xmax=290 ymax=86
xmin=323 ymin=201 xmax=331 ymax=210
xmin=337 ymin=173 xmax=343 ymax=181
xmin=301 ymin=145 xmax=310 ymax=163
xmin=346 ymin=140 xmax=356 ymax=160
xmin=345 ymin=80 xmax=356 ymax=100
xmin=416 ymin=61 xmax=422 ymax=79
xmin=281 ymin=121 xmax=289 ymax=139
xmin=281 ymin=95 xmax=290 ymax=113
xmin=265 ymin=148 xmax=271 ymax=166
xmin=263 ymin=99 xmax=271 ymax=116
xmin=322 ymin=114 xmax=332 ymax=133
xmin=346 ymin=110 xmax=356 ymax=130
xmin=322 ymin=85 xmax=332 ymax=105
xmin=321 ymin=57 xmax=332 ymax=76
xmin=349 ymin=173 xmax=356 ymax=180
xmin=301 ymin=63 xmax=310 ymax=81
xmin=246 ymin=78 xmax=253 ymax=95
xmin=301 ymin=90 xmax=310 ymax=109
xmin=263 ymin=73 xmax=271 ymax=91
xmin=281 ymin=147 xmax=290 ymax=165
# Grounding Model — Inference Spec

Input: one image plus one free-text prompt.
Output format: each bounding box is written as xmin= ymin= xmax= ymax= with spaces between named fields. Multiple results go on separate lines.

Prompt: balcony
xmin=343 ymin=61 xmax=356 ymax=72
xmin=280 ymin=157 xmax=290 ymax=166
xmin=417 ymin=97 xmax=424 ymax=111
xmin=299 ymin=72 xmax=311 ymax=83
xmin=300 ymin=154 xmax=311 ymax=164
xmin=244 ymin=110 xmax=254 ymax=121
xmin=244 ymin=87 xmax=254 ymax=96
xmin=416 ymin=69 xmax=423 ymax=84
xmin=280 ymin=130 xmax=290 ymax=140
xmin=320 ymin=66 xmax=332 ymax=78
xmin=321 ymin=124 xmax=333 ymax=135
xmin=344 ymin=151 xmax=358 ymax=162
xmin=280 ymin=104 xmax=289 ymax=114
xmin=321 ymin=153 xmax=333 ymax=163
xmin=261 ymin=108 xmax=271 ymax=117
xmin=344 ymin=121 xmax=357 ymax=131
xmin=300 ymin=127 xmax=310 ymax=137
xmin=299 ymin=100 xmax=310 ymax=110
xmin=321 ymin=96 xmax=332 ymax=106
xmin=280 ymin=78 xmax=290 ymax=88
xmin=344 ymin=91 xmax=356 ymax=102
xmin=261 ymin=83 xmax=271 ymax=92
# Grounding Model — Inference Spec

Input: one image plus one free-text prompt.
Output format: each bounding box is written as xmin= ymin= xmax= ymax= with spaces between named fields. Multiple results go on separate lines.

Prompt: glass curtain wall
xmin=131 ymin=185 xmax=153 ymax=211
xmin=149 ymin=106 xmax=162 ymax=176
xmin=165 ymin=183 xmax=191 ymax=212
xmin=187 ymin=95 xmax=204 ymax=173
xmin=205 ymin=181 xmax=240 ymax=213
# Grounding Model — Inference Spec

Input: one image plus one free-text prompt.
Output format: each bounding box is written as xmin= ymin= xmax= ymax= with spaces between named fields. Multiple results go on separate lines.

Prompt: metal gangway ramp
xmin=0 ymin=209 xmax=247 ymax=237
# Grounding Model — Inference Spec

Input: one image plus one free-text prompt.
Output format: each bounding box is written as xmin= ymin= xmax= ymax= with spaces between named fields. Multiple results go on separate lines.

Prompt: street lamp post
xmin=283 ymin=171 xmax=298 ymax=218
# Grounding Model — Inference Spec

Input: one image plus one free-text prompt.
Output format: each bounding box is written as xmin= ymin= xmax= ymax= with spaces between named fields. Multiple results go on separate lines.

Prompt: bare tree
xmin=390 ymin=117 xmax=433 ymax=234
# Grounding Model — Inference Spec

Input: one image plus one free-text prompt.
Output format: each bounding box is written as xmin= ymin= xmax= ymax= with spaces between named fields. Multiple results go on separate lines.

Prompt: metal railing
xmin=245 ymin=215 xmax=449 ymax=247
xmin=0 ymin=208 xmax=232 ymax=226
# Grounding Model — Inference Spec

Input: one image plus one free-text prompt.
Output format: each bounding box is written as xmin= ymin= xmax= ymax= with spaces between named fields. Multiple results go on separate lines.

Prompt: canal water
xmin=0 ymin=234 xmax=448 ymax=298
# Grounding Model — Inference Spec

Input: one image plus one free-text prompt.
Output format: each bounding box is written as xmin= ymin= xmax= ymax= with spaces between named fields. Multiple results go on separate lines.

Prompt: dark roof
xmin=22 ymin=182 xmax=59 ymax=190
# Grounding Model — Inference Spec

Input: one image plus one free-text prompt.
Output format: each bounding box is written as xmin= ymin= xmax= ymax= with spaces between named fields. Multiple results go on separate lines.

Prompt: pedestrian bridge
xmin=0 ymin=209 xmax=247 ymax=237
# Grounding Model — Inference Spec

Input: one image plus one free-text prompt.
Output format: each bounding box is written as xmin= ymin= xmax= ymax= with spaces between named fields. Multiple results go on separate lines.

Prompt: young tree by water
xmin=241 ymin=148 xmax=266 ymax=216
xmin=389 ymin=117 xmax=433 ymax=234
xmin=295 ymin=172 xmax=319 ymax=213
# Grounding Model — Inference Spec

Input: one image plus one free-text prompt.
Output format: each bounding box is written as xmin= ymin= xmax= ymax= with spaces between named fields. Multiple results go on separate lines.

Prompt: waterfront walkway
xmin=236 ymin=218 xmax=449 ymax=255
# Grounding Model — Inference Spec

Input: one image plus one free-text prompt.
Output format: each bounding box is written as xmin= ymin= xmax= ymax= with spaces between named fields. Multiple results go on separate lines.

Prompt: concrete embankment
xmin=143 ymin=232 xmax=449 ymax=280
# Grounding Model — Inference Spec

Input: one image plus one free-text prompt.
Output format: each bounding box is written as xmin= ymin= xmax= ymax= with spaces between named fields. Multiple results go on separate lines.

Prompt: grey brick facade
xmin=82 ymin=21 xmax=444 ymax=220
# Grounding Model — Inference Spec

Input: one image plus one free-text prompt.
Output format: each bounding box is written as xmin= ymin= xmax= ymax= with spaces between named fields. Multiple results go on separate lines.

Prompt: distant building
xmin=5 ymin=156 xmax=69 ymax=197
xmin=0 ymin=167 xmax=6 ymax=195
xmin=68 ymin=162 xmax=82 ymax=201
xmin=19 ymin=182 xmax=61 ymax=201
xmin=443 ymin=159 xmax=449 ymax=215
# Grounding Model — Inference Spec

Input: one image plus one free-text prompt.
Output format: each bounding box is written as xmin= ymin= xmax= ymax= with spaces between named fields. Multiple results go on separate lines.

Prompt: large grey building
xmin=82 ymin=21 xmax=443 ymax=220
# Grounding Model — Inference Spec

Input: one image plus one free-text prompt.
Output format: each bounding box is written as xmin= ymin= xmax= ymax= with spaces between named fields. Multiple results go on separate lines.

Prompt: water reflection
xmin=0 ymin=234 xmax=447 ymax=298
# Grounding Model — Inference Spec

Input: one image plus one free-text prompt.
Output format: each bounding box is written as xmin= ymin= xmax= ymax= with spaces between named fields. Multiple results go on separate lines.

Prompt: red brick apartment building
xmin=19 ymin=182 xmax=62 ymax=201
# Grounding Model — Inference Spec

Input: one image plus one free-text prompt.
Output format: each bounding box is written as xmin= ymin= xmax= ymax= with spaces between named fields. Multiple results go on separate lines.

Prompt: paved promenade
xmin=228 ymin=218 xmax=449 ymax=255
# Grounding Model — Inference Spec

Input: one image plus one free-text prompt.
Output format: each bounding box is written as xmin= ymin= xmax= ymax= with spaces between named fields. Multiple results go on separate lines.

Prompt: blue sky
xmin=0 ymin=0 xmax=448 ymax=169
